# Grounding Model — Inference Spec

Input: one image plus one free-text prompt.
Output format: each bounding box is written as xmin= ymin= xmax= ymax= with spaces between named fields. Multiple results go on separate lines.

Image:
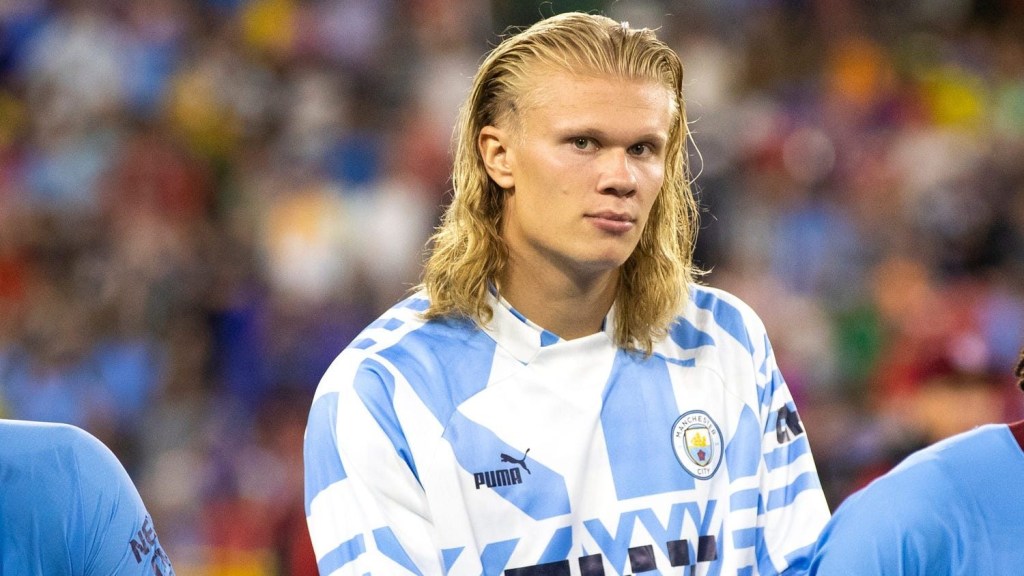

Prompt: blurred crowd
xmin=0 ymin=0 xmax=1022 ymax=574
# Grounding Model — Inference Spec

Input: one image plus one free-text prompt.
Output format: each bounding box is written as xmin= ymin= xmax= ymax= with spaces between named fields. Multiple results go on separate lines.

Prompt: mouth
xmin=586 ymin=210 xmax=635 ymax=222
xmin=585 ymin=211 xmax=636 ymax=233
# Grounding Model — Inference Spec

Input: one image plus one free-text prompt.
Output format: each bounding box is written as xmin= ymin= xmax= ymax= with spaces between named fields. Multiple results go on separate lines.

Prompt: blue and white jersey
xmin=0 ymin=419 xmax=174 ymax=575
xmin=304 ymin=285 xmax=829 ymax=575
xmin=809 ymin=422 xmax=1024 ymax=575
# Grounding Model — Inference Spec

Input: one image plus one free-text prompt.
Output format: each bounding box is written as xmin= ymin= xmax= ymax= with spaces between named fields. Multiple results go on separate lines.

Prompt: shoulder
xmin=881 ymin=424 xmax=1009 ymax=484
xmin=341 ymin=291 xmax=482 ymax=354
xmin=0 ymin=421 xmax=173 ymax=574
xmin=833 ymin=429 xmax=981 ymax=521
xmin=682 ymin=284 xmax=767 ymax=333
xmin=809 ymin=433 xmax=974 ymax=573
xmin=317 ymin=290 xmax=490 ymax=394
xmin=0 ymin=419 xmax=112 ymax=470
xmin=0 ymin=419 xmax=139 ymax=501
xmin=655 ymin=284 xmax=769 ymax=362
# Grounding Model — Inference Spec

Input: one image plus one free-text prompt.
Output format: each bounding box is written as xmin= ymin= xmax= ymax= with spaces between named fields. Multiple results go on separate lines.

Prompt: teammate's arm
xmin=71 ymin=427 xmax=175 ymax=575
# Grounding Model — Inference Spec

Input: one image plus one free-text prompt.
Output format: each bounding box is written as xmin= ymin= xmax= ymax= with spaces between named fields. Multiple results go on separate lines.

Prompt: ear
xmin=478 ymin=125 xmax=515 ymax=190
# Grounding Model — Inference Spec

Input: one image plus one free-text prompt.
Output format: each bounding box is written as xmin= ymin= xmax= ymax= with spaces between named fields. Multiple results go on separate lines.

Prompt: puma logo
xmin=474 ymin=448 xmax=531 ymax=490
xmin=500 ymin=448 xmax=531 ymax=474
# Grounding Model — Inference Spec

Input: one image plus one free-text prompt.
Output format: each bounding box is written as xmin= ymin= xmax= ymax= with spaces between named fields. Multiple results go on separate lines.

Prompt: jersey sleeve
xmin=70 ymin=428 xmax=175 ymax=575
xmin=304 ymin=356 xmax=443 ymax=575
xmin=744 ymin=303 xmax=831 ymax=574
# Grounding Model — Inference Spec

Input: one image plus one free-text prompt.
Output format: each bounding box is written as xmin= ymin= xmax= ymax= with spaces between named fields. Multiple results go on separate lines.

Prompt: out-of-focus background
xmin=0 ymin=0 xmax=1022 ymax=573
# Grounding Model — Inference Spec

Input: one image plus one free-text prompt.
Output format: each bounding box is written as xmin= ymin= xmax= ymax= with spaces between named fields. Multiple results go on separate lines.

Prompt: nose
xmin=598 ymin=148 xmax=637 ymax=197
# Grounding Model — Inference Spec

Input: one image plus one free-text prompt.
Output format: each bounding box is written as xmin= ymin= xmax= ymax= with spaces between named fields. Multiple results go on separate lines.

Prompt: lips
xmin=586 ymin=210 xmax=634 ymax=223
xmin=585 ymin=210 xmax=636 ymax=233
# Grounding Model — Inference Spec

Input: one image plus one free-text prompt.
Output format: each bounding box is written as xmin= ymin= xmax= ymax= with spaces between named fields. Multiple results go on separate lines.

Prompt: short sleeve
xmin=70 ymin=429 xmax=176 ymax=576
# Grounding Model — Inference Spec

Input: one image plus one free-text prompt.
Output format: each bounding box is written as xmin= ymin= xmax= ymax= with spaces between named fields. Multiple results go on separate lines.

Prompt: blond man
xmin=304 ymin=12 xmax=829 ymax=575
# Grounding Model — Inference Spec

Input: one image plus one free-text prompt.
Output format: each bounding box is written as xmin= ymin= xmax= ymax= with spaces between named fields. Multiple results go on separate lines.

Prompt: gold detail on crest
xmin=689 ymin=431 xmax=708 ymax=448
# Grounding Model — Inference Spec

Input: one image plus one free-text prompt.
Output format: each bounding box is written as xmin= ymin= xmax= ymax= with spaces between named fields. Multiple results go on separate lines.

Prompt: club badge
xmin=671 ymin=410 xmax=723 ymax=479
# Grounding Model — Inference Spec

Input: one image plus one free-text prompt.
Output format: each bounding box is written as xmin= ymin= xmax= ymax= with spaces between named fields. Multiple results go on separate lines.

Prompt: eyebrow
xmin=557 ymin=126 xmax=668 ymax=145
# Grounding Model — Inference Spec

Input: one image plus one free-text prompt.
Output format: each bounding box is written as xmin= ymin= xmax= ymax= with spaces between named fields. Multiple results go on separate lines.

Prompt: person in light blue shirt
xmin=0 ymin=419 xmax=174 ymax=575
xmin=808 ymin=348 xmax=1024 ymax=575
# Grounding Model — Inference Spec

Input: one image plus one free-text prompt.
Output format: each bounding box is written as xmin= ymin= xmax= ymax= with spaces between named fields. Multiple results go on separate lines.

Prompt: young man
xmin=808 ymin=350 xmax=1024 ymax=575
xmin=304 ymin=12 xmax=829 ymax=575
xmin=0 ymin=419 xmax=175 ymax=575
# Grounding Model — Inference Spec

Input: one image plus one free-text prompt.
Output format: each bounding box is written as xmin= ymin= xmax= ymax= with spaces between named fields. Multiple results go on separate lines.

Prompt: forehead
xmin=516 ymin=67 xmax=675 ymax=133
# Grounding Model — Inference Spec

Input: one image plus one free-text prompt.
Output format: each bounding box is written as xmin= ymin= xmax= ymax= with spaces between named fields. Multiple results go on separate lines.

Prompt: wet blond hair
xmin=420 ymin=12 xmax=700 ymax=354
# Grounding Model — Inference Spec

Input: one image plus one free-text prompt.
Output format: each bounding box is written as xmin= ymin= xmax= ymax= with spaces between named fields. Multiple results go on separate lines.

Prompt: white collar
xmin=480 ymin=289 xmax=617 ymax=364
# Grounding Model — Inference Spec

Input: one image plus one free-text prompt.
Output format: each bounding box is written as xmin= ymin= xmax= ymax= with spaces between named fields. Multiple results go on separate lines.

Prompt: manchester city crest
xmin=671 ymin=410 xmax=723 ymax=479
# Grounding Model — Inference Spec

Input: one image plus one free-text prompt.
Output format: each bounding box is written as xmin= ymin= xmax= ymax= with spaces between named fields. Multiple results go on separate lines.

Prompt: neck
xmin=498 ymin=264 xmax=618 ymax=341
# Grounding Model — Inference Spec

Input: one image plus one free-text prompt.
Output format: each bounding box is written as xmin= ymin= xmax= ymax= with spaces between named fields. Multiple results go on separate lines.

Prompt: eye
xmin=628 ymin=143 xmax=653 ymax=156
xmin=572 ymin=137 xmax=592 ymax=150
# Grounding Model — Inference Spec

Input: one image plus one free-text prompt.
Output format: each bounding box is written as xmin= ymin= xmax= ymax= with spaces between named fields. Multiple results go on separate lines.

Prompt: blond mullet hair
xmin=420 ymin=12 xmax=700 ymax=355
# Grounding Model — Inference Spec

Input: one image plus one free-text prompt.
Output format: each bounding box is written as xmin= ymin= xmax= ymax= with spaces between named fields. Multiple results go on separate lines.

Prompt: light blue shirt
xmin=809 ymin=422 xmax=1024 ymax=575
xmin=0 ymin=419 xmax=174 ymax=575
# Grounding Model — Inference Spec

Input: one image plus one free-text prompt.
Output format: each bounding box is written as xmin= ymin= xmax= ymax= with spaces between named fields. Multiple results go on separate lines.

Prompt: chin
xmin=578 ymin=252 xmax=632 ymax=274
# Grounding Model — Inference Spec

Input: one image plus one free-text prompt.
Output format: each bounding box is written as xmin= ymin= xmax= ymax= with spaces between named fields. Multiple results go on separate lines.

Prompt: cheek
xmin=638 ymin=167 xmax=665 ymax=207
xmin=522 ymin=146 xmax=584 ymax=180
xmin=639 ymin=163 xmax=666 ymax=189
xmin=515 ymin=155 xmax=579 ymax=208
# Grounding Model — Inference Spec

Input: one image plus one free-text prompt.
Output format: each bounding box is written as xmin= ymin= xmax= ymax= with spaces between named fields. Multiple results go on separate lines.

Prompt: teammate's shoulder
xmin=844 ymin=438 xmax=965 ymax=513
xmin=884 ymin=424 xmax=1007 ymax=482
xmin=0 ymin=419 xmax=103 ymax=455
xmin=0 ymin=420 xmax=128 ymax=496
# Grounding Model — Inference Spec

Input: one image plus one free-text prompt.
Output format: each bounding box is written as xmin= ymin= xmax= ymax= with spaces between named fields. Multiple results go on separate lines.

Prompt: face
xmin=480 ymin=68 xmax=673 ymax=284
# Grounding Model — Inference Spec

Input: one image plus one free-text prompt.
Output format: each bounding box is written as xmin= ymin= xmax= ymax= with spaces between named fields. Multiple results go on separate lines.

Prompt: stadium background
xmin=1 ymin=0 xmax=1022 ymax=573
